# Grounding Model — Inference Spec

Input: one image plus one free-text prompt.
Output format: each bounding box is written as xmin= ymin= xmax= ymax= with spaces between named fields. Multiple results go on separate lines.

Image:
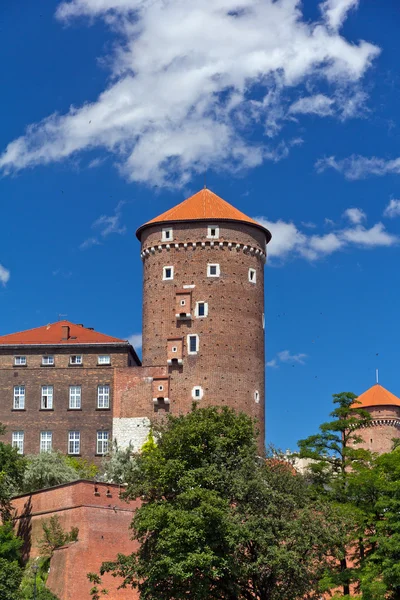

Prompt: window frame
xmin=195 ymin=301 xmax=208 ymax=318
xmin=68 ymin=431 xmax=80 ymax=455
xmin=248 ymin=268 xmax=257 ymax=283
xmin=254 ymin=390 xmax=260 ymax=404
xmin=12 ymin=431 xmax=24 ymax=455
xmin=207 ymin=263 xmax=220 ymax=278
xmin=96 ymin=431 xmax=109 ymax=455
xmin=161 ymin=227 xmax=173 ymax=242
xmin=207 ymin=224 xmax=220 ymax=239
xmin=163 ymin=266 xmax=174 ymax=281
xmin=14 ymin=356 xmax=26 ymax=366
xmin=187 ymin=334 xmax=199 ymax=355
xmin=41 ymin=385 xmax=54 ymax=410
xmin=40 ymin=431 xmax=53 ymax=453
xmin=69 ymin=385 xmax=82 ymax=410
xmin=191 ymin=386 xmax=204 ymax=400
xmin=97 ymin=384 xmax=110 ymax=409
xmin=70 ymin=355 xmax=83 ymax=365
xmin=42 ymin=355 xmax=54 ymax=366
xmin=13 ymin=385 xmax=25 ymax=410
xmin=98 ymin=355 xmax=111 ymax=365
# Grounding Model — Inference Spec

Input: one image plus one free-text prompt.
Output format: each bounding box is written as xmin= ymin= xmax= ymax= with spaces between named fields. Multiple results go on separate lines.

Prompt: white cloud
xmin=0 ymin=0 xmax=379 ymax=187
xmin=80 ymin=200 xmax=126 ymax=249
xmin=343 ymin=207 xmax=366 ymax=224
xmin=321 ymin=0 xmax=359 ymax=31
xmin=316 ymin=155 xmax=400 ymax=180
xmin=0 ymin=264 xmax=10 ymax=286
xmin=278 ymin=350 xmax=307 ymax=365
xmin=256 ymin=210 xmax=398 ymax=264
xmin=266 ymin=358 xmax=278 ymax=369
xmin=289 ymin=94 xmax=335 ymax=117
xmin=383 ymin=199 xmax=400 ymax=219
xmin=128 ymin=333 xmax=142 ymax=349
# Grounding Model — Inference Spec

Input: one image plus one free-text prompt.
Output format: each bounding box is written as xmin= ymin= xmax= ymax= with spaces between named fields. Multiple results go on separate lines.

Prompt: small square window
xmin=249 ymin=268 xmax=256 ymax=283
xmin=192 ymin=386 xmax=203 ymax=400
xmin=98 ymin=355 xmax=111 ymax=365
xmin=162 ymin=227 xmax=173 ymax=242
xmin=187 ymin=334 xmax=199 ymax=355
xmin=12 ymin=431 xmax=24 ymax=454
xmin=163 ymin=266 xmax=174 ymax=280
xmin=207 ymin=225 xmax=220 ymax=239
xmin=70 ymin=355 xmax=82 ymax=365
xmin=196 ymin=302 xmax=208 ymax=318
xmin=42 ymin=355 xmax=54 ymax=366
xmin=207 ymin=264 xmax=220 ymax=278
xmin=14 ymin=356 xmax=26 ymax=366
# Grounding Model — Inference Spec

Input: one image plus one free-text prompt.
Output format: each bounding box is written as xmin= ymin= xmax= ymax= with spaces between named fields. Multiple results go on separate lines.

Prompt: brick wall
xmin=356 ymin=405 xmax=400 ymax=454
xmin=12 ymin=481 xmax=140 ymax=600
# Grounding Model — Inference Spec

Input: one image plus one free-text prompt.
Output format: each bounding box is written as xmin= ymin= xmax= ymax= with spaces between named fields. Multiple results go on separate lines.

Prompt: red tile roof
xmin=136 ymin=188 xmax=272 ymax=241
xmin=351 ymin=384 xmax=400 ymax=409
xmin=0 ymin=321 xmax=129 ymax=346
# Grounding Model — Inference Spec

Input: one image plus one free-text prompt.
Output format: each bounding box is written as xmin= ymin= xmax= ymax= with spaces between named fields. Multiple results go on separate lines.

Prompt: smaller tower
xmin=352 ymin=384 xmax=400 ymax=454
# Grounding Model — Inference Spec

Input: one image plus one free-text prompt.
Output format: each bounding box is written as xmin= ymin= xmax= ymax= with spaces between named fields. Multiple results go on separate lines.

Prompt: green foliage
xmin=93 ymin=406 xmax=346 ymax=600
xmin=100 ymin=440 xmax=138 ymax=484
xmin=0 ymin=521 xmax=23 ymax=562
xmin=22 ymin=451 xmax=79 ymax=492
xmin=0 ymin=557 xmax=23 ymax=600
xmin=18 ymin=559 xmax=60 ymax=600
xmin=38 ymin=515 xmax=79 ymax=558
xmin=0 ymin=438 xmax=26 ymax=517
xmin=65 ymin=456 xmax=98 ymax=479
xmin=87 ymin=573 xmax=108 ymax=599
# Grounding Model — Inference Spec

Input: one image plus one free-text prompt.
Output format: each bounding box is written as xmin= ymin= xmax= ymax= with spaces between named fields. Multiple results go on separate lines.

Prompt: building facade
xmin=0 ymin=188 xmax=271 ymax=458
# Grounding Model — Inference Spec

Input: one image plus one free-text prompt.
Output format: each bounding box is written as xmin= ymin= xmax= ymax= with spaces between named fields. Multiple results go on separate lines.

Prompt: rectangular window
xmin=196 ymin=301 xmax=208 ymax=318
xmin=187 ymin=334 xmax=199 ymax=355
xmin=41 ymin=385 xmax=53 ymax=410
xmin=42 ymin=355 xmax=54 ymax=366
xmin=68 ymin=431 xmax=80 ymax=455
xmin=248 ymin=268 xmax=256 ymax=283
xmin=163 ymin=266 xmax=174 ymax=280
xmin=12 ymin=431 xmax=24 ymax=455
xmin=70 ymin=355 xmax=83 ymax=365
xmin=97 ymin=385 xmax=110 ymax=409
xmin=97 ymin=431 xmax=109 ymax=455
xmin=40 ymin=431 xmax=52 ymax=453
xmin=14 ymin=356 xmax=26 ymax=366
xmin=207 ymin=263 xmax=220 ymax=277
xmin=207 ymin=225 xmax=220 ymax=239
xmin=98 ymin=355 xmax=111 ymax=365
xmin=13 ymin=386 xmax=25 ymax=410
xmin=162 ymin=227 xmax=173 ymax=242
xmin=69 ymin=386 xmax=81 ymax=409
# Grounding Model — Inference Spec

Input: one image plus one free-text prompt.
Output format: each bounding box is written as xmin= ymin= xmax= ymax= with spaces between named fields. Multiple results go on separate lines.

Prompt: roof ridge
xmin=0 ymin=320 xmax=64 ymax=339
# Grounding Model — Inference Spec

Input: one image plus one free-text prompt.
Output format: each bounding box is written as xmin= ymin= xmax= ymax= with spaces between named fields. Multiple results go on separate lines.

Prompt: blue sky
xmin=1 ymin=0 xmax=400 ymax=450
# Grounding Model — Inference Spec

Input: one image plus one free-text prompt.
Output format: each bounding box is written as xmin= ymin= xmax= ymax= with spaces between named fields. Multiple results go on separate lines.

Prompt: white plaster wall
xmin=112 ymin=417 xmax=151 ymax=451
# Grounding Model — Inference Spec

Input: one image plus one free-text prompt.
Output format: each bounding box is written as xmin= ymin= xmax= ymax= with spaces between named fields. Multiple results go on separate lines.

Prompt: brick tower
xmin=136 ymin=188 xmax=271 ymax=445
xmin=352 ymin=384 xmax=400 ymax=454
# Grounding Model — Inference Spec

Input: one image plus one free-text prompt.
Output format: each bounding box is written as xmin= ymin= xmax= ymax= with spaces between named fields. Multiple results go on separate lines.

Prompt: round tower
xmin=136 ymin=188 xmax=271 ymax=446
xmin=352 ymin=384 xmax=400 ymax=454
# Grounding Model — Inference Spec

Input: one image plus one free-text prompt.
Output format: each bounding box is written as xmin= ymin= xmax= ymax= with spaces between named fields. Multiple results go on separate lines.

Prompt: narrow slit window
xmin=196 ymin=302 xmax=208 ymax=318
xmin=162 ymin=227 xmax=173 ymax=241
xmin=188 ymin=334 xmax=199 ymax=354
xmin=207 ymin=225 xmax=219 ymax=239
xmin=249 ymin=268 xmax=256 ymax=283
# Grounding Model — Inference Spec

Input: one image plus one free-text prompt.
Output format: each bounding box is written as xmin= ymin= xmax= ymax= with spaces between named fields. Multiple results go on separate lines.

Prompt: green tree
xmin=0 ymin=521 xmax=24 ymax=600
xmin=93 ymin=406 xmax=346 ymax=600
xmin=38 ymin=515 xmax=78 ymax=558
xmin=65 ymin=456 xmax=98 ymax=479
xmin=100 ymin=440 xmax=137 ymax=484
xmin=22 ymin=451 xmax=79 ymax=492
xmin=0 ymin=424 xmax=26 ymax=517
xmin=298 ymin=392 xmax=374 ymax=596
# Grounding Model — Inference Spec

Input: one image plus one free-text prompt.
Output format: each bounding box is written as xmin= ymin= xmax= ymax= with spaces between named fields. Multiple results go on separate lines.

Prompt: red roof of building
xmin=0 ymin=321 xmax=129 ymax=346
xmin=136 ymin=188 xmax=272 ymax=241
xmin=351 ymin=384 xmax=400 ymax=409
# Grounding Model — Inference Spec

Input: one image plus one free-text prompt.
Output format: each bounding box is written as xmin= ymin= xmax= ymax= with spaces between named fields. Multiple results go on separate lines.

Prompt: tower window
xmin=180 ymin=299 xmax=186 ymax=306
xmin=249 ymin=268 xmax=256 ymax=283
xmin=254 ymin=390 xmax=260 ymax=403
xmin=163 ymin=266 xmax=174 ymax=280
xmin=188 ymin=334 xmax=199 ymax=355
xmin=207 ymin=225 xmax=220 ymax=239
xmin=172 ymin=346 xmax=177 ymax=353
xmin=196 ymin=302 xmax=208 ymax=318
xmin=207 ymin=263 xmax=220 ymax=278
xmin=162 ymin=227 xmax=173 ymax=242
xmin=192 ymin=386 xmax=204 ymax=400
xmin=158 ymin=385 xmax=164 ymax=392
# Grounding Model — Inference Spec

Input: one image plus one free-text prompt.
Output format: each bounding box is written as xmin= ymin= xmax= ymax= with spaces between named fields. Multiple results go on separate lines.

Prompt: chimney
xmin=61 ymin=325 xmax=70 ymax=341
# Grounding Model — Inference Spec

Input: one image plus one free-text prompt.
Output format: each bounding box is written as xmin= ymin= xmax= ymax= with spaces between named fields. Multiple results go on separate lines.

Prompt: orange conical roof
xmin=352 ymin=384 xmax=400 ymax=409
xmin=136 ymin=188 xmax=271 ymax=241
